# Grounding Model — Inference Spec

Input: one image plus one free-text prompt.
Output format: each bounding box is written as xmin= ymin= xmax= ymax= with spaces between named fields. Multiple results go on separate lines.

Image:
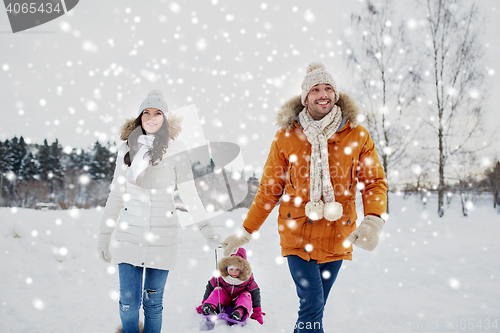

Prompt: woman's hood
xmin=119 ymin=113 xmax=182 ymax=141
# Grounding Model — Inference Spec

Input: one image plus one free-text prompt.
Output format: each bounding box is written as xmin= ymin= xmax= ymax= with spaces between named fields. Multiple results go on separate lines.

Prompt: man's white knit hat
xmin=301 ymin=62 xmax=339 ymax=106
xmin=138 ymin=89 xmax=169 ymax=115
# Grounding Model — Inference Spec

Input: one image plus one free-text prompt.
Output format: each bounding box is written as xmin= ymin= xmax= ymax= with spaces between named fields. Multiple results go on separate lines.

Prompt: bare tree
xmin=344 ymin=0 xmax=422 ymax=212
xmin=418 ymin=0 xmax=485 ymax=217
xmin=484 ymin=161 xmax=500 ymax=213
xmin=449 ymin=152 xmax=484 ymax=216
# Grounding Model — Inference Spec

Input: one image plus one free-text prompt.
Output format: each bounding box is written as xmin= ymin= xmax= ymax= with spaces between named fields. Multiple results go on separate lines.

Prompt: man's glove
xmin=250 ymin=307 xmax=265 ymax=324
xmin=221 ymin=228 xmax=252 ymax=256
xmin=344 ymin=215 xmax=384 ymax=251
xmin=198 ymin=222 xmax=221 ymax=249
xmin=97 ymin=233 xmax=112 ymax=263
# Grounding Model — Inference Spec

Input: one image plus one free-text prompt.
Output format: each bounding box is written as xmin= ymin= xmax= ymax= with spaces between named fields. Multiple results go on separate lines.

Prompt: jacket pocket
xmin=120 ymin=205 xmax=144 ymax=228
xmin=278 ymin=206 xmax=307 ymax=248
xmin=115 ymin=230 xmax=141 ymax=245
xmin=122 ymin=204 xmax=143 ymax=217
xmin=332 ymin=214 xmax=356 ymax=254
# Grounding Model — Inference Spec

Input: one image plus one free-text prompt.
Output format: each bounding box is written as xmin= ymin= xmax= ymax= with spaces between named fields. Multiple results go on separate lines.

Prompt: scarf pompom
xmin=324 ymin=202 xmax=343 ymax=221
xmin=305 ymin=200 xmax=324 ymax=221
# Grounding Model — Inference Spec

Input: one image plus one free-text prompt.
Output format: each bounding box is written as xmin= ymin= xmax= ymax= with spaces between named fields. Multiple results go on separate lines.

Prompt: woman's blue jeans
xmin=118 ymin=263 xmax=169 ymax=333
xmin=287 ymin=256 xmax=343 ymax=333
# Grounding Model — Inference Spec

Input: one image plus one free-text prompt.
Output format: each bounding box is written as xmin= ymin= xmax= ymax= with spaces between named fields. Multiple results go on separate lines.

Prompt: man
xmin=222 ymin=62 xmax=387 ymax=332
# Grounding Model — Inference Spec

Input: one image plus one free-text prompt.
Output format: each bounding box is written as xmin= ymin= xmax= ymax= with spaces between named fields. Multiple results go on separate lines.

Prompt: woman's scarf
xmin=126 ymin=134 xmax=155 ymax=187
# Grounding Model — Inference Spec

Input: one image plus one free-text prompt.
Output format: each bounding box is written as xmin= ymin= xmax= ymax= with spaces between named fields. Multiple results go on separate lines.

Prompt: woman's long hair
xmin=124 ymin=113 xmax=170 ymax=167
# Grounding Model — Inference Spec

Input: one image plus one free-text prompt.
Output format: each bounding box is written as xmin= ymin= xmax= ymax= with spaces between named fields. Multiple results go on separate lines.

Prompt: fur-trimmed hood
xmin=119 ymin=113 xmax=182 ymax=141
xmin=276 ymin=92 xmax=359 ymax=132
xmin=218 ymin=247 xmax=252 ymax=282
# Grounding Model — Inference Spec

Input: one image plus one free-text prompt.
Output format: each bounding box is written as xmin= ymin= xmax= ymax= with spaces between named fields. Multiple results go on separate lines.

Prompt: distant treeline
xmin=0 ymin=136 xmax=259 ymax=210
xmin=1 ymin=136 xmax=497 ymax=215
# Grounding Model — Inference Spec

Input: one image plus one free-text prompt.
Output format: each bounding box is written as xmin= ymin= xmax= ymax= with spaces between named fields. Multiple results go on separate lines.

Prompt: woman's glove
xmin=250 ymin=307 xmax=265 ymax=324
xmin=97 ymin=233 xmax=112 ymax=263
xmin=198 ymin=222 xmax=221 ymax=249
xmin=344 ymin=215 xmax=384 ymax=251
xmin=221 ymin=228 xmax=252 ymax=256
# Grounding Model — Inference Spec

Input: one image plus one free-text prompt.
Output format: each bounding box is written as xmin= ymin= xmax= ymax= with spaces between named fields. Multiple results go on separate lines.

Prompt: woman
xmin=97 ymin=90 xmax=221 ymax=333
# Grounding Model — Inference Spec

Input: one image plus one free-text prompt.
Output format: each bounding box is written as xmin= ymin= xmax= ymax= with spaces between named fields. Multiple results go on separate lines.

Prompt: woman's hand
xmin=97 ymin=233 xmax=112 ymax=263
xmin=198 ymin=222 xmax=221 ymax=249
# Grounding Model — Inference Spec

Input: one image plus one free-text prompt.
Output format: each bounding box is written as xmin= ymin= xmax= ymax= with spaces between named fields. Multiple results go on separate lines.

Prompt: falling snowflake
xmin=448 ymin=278 xmax=461 ymax=289
xmin=304 ymin=9 xmax=315 ymax=23
xmin=33 ymin=299 xmax=45 ymax=310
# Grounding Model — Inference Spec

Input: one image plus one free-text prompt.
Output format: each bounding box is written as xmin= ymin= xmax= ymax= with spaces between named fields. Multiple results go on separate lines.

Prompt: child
xmin=196 ymin=247 xmax=265 ymax=324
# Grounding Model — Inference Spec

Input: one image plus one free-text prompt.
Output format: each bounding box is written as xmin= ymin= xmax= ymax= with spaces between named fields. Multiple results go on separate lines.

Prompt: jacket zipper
xmin=348 ymin=158 xmax=354 ymax=190
xmin=289 ymin=164 xmax=295 ymax=189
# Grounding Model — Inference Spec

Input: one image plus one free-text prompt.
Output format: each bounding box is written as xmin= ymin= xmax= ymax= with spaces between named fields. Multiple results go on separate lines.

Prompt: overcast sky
xmin=1 ymin=0 xmax=498 ymax=175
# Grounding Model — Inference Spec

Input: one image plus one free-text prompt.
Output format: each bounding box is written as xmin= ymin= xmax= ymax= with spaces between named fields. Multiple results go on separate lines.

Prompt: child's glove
xmin=198 ymin=222 xmax=221 ymax=249
xmin=221 ymin=227 xmax=252 ymax=256
xmin=97 ymin=233 xmax=112 ymax=263
xmin=344 ymin=215 xmax=384 ymax=251
xmin=250 ymin=307 xmax=265 ymax=324
xmin=196 ymin=300 xmax=207 ymax=314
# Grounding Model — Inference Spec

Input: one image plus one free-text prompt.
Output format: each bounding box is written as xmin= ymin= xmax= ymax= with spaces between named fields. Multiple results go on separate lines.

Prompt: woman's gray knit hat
xmin=138 ymin=89 xmax=169 ymax=115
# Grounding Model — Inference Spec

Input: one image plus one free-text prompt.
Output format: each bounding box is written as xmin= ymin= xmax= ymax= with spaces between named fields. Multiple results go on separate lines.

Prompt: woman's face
xmin=141 ymin=108 xmax=164 ymax=134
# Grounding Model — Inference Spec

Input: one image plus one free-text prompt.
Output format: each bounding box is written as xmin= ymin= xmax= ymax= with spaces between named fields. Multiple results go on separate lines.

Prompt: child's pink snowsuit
xmin=201 ymin=248 xmax=261 ymax=318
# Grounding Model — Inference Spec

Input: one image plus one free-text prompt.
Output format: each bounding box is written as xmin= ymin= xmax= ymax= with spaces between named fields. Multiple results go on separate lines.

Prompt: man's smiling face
xmin=304 ymin=83 xmax=336 ymax=120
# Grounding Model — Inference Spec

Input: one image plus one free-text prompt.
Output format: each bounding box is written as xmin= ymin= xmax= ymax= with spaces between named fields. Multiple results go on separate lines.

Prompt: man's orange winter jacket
xmin=243 ymin=93 xmax=387 ymax=263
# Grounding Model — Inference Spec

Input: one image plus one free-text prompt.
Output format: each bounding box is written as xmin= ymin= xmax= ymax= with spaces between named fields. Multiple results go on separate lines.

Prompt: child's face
xmin=228 ymin=268 xmax=240 ymax=278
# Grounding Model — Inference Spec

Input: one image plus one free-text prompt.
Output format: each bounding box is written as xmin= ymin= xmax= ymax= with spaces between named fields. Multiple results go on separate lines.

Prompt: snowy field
xmin=1 ymin=193 xmax=499 ymax=333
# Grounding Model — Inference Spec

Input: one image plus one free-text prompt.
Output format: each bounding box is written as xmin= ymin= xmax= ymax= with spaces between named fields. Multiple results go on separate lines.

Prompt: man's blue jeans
xmin=118 ymin=263 xmax=169 ymax=333
xmin=287 ymin=256 xmax=343 ymax=333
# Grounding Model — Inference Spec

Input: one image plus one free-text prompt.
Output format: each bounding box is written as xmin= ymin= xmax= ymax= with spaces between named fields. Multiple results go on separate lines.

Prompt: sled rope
xmin=215 ymin=248 xmax=223 ymax=313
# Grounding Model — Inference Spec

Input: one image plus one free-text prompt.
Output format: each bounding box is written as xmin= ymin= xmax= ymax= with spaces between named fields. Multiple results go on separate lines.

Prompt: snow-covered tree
xmin=449 ymin=151 xmax=484 ymax=216
xmin=18 ymin=152 xmax=39 ymax=180
xmin=417 ymin=0 xmax=486 ymax=217
xmin=344 ymin=0 xmax=422 ymax=212
xmin=89 ymin=141 xmax=115 ymax=182
xmin=36 ymin=139 xmax=64 ymax=195
xmin=65 ymin=148 xmax=90 ymax=176
xmin=1 ymin=137 xmax=27 ymax=175
xmin=0 ymin=140 xmax=8 ymax=174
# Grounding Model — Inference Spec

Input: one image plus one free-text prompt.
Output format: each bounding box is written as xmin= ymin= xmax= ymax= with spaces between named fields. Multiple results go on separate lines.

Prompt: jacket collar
xmin=276 ymin=92 xmax=359 ymax=132
xmin=119 ymin=113 xmax=182 ymax=141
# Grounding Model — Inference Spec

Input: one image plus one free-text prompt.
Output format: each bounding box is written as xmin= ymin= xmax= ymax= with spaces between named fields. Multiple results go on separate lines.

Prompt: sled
xmin=199 ymin=248 xmax=249 ymax=331
xmin=200 ymin=307 xmax=248 ymax=331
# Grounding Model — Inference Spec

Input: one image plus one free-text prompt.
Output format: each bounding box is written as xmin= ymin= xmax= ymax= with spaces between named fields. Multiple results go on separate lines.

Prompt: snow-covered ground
xmin=1 ymin=194 xmax=499 ymax=333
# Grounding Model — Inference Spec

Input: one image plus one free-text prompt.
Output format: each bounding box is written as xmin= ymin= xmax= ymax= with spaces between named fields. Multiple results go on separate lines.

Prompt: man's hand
xmin=344 ymin=215 xmax=384 ymax=251
xmin=221 ymin=228 xmax=252 ymax=256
